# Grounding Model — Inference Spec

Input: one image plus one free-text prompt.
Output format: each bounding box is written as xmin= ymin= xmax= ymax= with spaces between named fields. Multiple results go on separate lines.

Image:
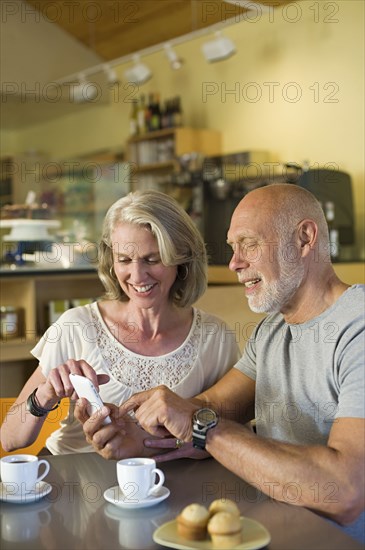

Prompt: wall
xmin=2 ymin=0 xmax=364 ymax=258
xmin=0 ymin=0 xmax=102 ymax=84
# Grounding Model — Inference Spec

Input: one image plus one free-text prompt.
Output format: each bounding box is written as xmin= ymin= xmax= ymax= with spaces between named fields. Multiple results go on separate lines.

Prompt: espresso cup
xmin=0 ymin=454 xmax=50 ymax=494
xmin=117 ymin=458 xmax=165 ymax=502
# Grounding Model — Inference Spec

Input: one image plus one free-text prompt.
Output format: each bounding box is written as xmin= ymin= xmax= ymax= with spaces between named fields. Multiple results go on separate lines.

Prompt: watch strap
xmin=192 ymin=431 xmax=207 ymax=450
xmin=192 ymin=408 xmax=218 ymax=450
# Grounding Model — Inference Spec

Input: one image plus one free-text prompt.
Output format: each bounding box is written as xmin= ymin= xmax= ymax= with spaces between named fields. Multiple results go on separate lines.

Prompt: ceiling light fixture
xmin=71 ymin=73 xmax=98 ymax=103
xmin=124 ymin=54 xmax=152 ymax=85
xmin=202 ymin=31 xmax=236 ymax=63
xmin=103 ymin=64 xmax=120 ymax=86
xmin=164 ymin=43 xmax=184 ymax=70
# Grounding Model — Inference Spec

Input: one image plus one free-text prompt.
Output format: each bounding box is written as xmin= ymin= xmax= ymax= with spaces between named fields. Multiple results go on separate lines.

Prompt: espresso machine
xmin=201 ymin=153 xmax=355 ymax=265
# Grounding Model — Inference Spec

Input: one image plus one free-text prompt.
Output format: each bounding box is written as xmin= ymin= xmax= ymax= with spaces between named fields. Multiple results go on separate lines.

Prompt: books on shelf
xmin=48 ymin=298 xmax=96 ymax=324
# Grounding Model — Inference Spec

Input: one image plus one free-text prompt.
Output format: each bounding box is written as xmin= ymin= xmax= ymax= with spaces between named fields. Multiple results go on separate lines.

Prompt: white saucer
xmin=103 ymin=485 xmax=170 ymax=509
xmin=0 ymin=481 xmax=52 ymax=504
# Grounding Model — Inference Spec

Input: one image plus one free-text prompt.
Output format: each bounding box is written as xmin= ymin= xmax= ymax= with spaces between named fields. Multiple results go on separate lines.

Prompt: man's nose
xmin=228 ymin=247 xmax=250 ymax=272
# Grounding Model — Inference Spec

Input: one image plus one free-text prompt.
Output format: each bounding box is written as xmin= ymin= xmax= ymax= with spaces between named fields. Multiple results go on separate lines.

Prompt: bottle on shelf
xmin=173 ymin=96 xmax=183 ymax=127
xmin=129 ymin=99 xmax=138 ymax=136
xmin=137 ymin=94 xmax=146 ymax=134
xmin=324 ymin=201 xmax=339 ymax=260
xmin=150 ymin=93 xmax=161 ymax=132
xmin=145 ymin=93 xmax=153 ymax=132
xmin=161 ymin=100 xmax=169 ymax=129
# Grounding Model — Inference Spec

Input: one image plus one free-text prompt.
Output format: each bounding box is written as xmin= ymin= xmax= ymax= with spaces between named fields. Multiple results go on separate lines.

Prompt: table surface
xmin=0 ymin=453 xmax=362 ymax=550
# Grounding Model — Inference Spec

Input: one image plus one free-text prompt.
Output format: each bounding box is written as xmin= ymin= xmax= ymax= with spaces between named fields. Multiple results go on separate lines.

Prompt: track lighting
xmin=224 ymin=0 xmax=271 ymax=11
xmin=71 ymin=74 xmax=98 ymax=103
xmin=164 ymin=43 xmax=184 ymax=70
xmin=103 ymin=64 xmax=120 ymax=86
xmin=55 ymin=23 xmax=239 ymax=93
xmin=124 ymin=54 xmax=152 ymax=85
xmin=202 ymin=31 xmax=236 ymax=63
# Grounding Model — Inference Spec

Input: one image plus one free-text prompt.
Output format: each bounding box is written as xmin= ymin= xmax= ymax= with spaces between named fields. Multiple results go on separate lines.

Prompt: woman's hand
xmin=143 ymin=437 xmax=210 ymax=463
xmin=75 ymin=400 xmax=160 ymax=460
xmin=35 ymin=359 xmax=109 ymax=409
xmin=74 ymin=399 xmax=205 ymax=462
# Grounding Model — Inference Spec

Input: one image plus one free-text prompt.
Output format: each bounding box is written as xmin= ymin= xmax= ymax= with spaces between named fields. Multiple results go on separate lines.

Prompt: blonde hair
xmin=98 ymin=189 xmax=207 ymax=307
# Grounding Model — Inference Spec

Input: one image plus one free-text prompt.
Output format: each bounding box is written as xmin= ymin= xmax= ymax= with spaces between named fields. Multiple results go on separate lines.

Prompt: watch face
xmin=197 ymin=408 xmax=216 ymax=424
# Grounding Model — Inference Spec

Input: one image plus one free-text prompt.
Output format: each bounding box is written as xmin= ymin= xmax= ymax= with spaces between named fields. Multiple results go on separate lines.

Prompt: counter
xmin=1 ymin=260 xmax=364 ymax=282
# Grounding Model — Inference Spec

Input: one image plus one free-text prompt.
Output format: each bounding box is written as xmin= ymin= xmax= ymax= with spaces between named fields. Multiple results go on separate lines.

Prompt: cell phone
xmin=69 ymin=374 xmax=111 ymax=425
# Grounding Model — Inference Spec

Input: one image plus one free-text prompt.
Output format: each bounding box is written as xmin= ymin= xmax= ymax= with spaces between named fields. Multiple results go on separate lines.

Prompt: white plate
xmin=153 ymin=517 xmax=271 ymax=550
xmin=0 ymin=481 xmax=52 ymax=504
xmin=103 ymin=485 xmax=170 ymax=510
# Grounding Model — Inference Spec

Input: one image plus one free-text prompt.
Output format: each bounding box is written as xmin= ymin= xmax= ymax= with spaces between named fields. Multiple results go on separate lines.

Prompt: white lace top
xmin=32 ymin=302 xmax=240 ymax=454
xmin=93 ymin=304 xmax=202 ymax=391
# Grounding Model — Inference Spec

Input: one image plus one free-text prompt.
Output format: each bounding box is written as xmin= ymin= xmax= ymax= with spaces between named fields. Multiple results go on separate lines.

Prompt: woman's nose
xmin=129 ymin=259 xmax=148 ymax=279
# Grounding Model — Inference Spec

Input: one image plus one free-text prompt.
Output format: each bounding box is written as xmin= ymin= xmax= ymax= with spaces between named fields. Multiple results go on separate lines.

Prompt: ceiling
xmin=2 ymin=0 xmax=294 ymax=130
xmin=26 ymin=0 xmax=293 ymax=62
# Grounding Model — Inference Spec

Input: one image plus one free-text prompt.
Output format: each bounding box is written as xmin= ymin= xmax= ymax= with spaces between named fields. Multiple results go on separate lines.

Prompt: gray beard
xmin=247 ymin=257 xmax=305 ymax=314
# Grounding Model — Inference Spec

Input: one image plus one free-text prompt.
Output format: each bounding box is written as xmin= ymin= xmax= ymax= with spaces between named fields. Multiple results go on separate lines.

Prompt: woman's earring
xmin=178 ymin=265 xmax=189 ymax=281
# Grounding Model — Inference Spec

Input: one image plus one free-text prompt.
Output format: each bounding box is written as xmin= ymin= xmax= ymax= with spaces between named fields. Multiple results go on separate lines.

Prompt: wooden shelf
xmin=0 ymin=270 xmax=105 ymax=364
xmin=127 ymin=127 xmax=221 ymax=191
xmin=0 ymin=340 xmax=35 ymax=361
xmin=132 ymin=161 xmax=177 ymax=173
xmin=127 ymin=128 xmax=180 ymax=143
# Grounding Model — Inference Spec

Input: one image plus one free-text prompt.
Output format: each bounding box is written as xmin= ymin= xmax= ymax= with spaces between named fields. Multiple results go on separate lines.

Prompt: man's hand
xmin=75 ymin=398 xmax=186 ymax=461
xmin=119 ymin=385 xmax=199 ymax=441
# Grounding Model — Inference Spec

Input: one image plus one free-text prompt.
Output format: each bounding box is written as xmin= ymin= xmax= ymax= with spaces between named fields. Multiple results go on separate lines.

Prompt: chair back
xmin=0 ymin=397 xmax=70 ymax=457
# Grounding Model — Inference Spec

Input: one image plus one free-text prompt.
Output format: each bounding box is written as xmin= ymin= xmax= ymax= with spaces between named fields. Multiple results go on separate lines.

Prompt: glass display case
xmin=0 ymin=157 xmax=130 ymax=270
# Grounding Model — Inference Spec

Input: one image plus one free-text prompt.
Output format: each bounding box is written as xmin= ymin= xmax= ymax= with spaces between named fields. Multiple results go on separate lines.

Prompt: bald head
xmin=235 ymin=183 xmax=329 ymax=251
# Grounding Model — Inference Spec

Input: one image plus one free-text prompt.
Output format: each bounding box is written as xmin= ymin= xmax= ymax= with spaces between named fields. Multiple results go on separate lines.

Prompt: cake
xmin=176 ymin=503 xmax=210 ymax=540
xmin=207 ymin=511 xmax=243 ymax=548
xmin=209 ymin=498 xmax=240 ymax=517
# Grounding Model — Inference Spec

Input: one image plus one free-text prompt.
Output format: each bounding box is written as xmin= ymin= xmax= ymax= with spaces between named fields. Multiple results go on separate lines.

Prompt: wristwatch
xmin=192 ymin=408 xmax=219 ymax=450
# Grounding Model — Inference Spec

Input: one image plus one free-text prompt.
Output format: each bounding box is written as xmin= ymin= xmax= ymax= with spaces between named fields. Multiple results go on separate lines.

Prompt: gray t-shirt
xmin=234 ymin=284 xmax=365 ymax=543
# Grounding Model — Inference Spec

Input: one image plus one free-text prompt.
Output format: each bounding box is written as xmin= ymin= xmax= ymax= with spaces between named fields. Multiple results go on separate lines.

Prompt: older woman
xmin=1 ymin=190 xmax=239 ymax=455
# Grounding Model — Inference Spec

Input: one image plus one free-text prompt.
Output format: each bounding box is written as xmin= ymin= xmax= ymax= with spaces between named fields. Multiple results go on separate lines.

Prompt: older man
xmin=117 ymin=183 xmax=364 ymax=543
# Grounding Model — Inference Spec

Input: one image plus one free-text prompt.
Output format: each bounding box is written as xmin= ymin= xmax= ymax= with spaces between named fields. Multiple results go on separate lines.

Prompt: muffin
xmin=207 ymin=511 xmax=243 ymax=548
xmin=176 ymin=503 xmax=210 ymax=540
xmin=209 ymin=498 xmax=240 ymax=518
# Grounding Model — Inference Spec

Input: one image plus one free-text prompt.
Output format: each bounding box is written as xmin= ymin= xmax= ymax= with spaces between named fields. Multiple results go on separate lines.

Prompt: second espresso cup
xmin=117 ymin=458 xmax=165 ymax=502
xmin=0 ymin=454 xmax=50 ymax=494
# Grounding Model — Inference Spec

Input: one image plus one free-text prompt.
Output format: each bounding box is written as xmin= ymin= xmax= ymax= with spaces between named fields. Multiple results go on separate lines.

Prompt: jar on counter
xmin=0 ymin=306 xmax=24 ymax=339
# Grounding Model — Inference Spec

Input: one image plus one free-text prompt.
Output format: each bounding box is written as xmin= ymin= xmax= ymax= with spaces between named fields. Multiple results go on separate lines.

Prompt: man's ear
xmin=297 ymin=219 xmax=318 ymax=257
